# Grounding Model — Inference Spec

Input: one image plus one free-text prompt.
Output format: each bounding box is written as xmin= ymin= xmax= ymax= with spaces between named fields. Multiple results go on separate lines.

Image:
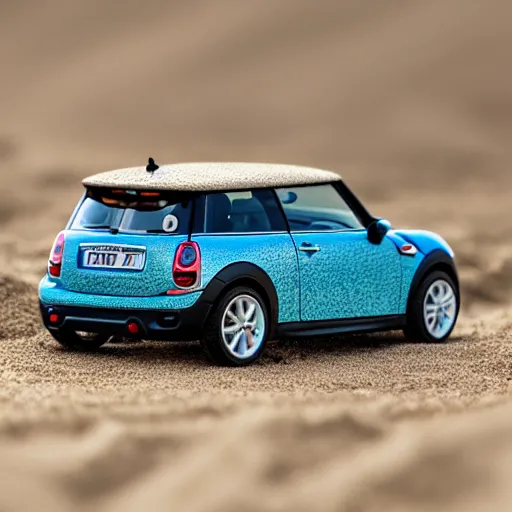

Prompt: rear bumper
xmin=40 ymin=300 xmax=211 ymax=341
xmin=39 ymin=276 xmax=202 ymax=310
xmin=39 ymin=275 xmax=209 ymax=341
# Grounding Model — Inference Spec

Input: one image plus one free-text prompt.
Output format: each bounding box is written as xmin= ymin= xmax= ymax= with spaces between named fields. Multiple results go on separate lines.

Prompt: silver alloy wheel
xmin=221 ymin=294 xmax=266 ymax=359
xmin=423 ymin=279 xmax=457 ymax=339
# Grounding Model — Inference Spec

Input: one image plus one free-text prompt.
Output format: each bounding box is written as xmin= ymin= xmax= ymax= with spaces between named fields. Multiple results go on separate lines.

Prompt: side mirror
xmin=367 ymin=219 xmax=391 ymax=244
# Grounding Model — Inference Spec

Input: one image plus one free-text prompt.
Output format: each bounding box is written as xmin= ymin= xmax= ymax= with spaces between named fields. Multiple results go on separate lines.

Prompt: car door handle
xmin=298 ymin=242 xmax=321 ymax=253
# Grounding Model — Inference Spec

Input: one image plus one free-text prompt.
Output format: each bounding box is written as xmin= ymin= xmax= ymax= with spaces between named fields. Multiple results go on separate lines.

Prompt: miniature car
xmin=39 ymin=160 xmax=460 ymax=366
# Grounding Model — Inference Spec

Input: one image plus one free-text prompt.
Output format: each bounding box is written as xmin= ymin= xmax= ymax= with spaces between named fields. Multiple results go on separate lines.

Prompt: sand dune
xmin=1 ymin=0 xmax=512 ymax=510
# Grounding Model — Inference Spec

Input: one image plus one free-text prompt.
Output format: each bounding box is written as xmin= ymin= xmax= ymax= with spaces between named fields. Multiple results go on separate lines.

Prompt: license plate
xmin=80 ymin=245 xmax=146 ymax=271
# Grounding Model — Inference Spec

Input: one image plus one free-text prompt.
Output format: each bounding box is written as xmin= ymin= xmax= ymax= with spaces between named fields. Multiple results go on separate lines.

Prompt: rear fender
xmin=199 ymin=263 xmax=279 ymax=339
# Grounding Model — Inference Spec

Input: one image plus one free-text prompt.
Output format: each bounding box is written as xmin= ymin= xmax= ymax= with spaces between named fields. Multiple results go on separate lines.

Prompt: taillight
xmin=173 ymin=242 xmax=200 ymax=289
xmin=48 ymin=232 xmax=65 ymax=278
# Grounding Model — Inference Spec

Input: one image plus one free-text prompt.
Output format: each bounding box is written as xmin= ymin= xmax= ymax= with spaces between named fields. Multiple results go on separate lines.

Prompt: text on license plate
xmin=81 ymin=246 xmax=146 ymax=271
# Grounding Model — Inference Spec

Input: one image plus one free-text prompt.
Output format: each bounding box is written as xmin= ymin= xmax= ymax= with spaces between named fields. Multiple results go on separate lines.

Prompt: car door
xmin=191 ymin=188 xmax=301 ymax=324
xmin=276 ymin=183 xmax=402 ymax=322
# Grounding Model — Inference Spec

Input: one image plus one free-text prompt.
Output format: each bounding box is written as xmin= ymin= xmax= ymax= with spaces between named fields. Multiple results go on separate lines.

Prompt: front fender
xmin=387 ymin=229 xmax=457 ymax=315
xmin=405 ymin=249 xmax=460 ymax=313
xmin=392 ymin=229 xmax=455 ymax=258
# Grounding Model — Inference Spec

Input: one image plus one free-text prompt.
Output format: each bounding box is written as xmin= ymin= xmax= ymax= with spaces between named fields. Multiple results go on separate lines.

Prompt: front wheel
xmin=201 ymin=286 xmax=269 ymax=366
xmin=404 ymin=270 xmax=459 ymax=343
xmin=49 ymin=329 xmax=112 ymax=351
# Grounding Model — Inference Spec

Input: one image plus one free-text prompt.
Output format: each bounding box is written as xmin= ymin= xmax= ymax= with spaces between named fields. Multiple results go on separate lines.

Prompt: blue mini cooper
xmin=39 ymin=160 xmax=460 ymax=366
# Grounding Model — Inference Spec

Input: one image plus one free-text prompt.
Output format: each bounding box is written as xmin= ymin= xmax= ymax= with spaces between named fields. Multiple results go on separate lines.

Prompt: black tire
xmin=49 ymin=329 xmax=112 ymax=351
xmin=404 ymin=270 xmax=459 ymax=343
xmin=200 ymin=286 xmax=270 ymax=366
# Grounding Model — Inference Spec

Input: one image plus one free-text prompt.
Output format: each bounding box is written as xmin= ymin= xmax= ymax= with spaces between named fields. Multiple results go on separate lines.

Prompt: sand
xmin=1 ymin=0 xmax=512 ymax=510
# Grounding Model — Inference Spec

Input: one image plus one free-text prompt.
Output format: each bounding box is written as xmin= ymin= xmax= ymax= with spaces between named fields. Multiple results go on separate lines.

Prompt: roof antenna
xmin=146 ymin=157 xmax=159 ymax=173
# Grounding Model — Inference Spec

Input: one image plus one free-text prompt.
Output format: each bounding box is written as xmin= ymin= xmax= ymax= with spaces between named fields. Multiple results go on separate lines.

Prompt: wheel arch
xmin=200 ymin=263 xmax=279 ymax=339
xmin=406 ymin=249 xmax=460 ymax=315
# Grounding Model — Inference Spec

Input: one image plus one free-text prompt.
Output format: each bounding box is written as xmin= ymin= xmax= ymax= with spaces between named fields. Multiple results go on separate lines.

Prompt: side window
xmin=276 ymin=184 xmax=364 ymax=231
xmin=205 ymin=189 xmax=286 ymax=234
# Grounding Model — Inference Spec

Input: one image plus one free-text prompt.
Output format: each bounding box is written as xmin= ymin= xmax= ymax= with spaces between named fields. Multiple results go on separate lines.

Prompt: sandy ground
xmin=1 ymin=1 xmax=512 ymax=510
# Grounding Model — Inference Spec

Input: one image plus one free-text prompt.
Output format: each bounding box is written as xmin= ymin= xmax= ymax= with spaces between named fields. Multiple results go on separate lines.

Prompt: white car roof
xmin=83 ymin=162 xmax=341 ymax=192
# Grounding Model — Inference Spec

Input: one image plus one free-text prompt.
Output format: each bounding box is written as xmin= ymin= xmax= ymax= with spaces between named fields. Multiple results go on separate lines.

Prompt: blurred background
xmin=1 ymin=2 xmax=512 ymax=511
xmin=2 ymin=0 xmax=512 ymax=181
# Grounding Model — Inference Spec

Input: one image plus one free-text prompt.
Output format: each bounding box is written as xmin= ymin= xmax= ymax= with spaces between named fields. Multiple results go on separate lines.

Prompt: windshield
xmin=70 ymin=195 xmax=192 ymax=235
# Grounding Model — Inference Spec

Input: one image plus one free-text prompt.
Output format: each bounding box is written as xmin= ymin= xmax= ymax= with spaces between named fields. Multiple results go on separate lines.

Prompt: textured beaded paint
xmin=396 ymin=252 xmax=424 ymax=313
xmin=391 ymin=229 xmax=453 ymax=314
xmin=290 ymin=231 xmax=402 ymax=321
xmin=40 ymin=221 xmax=453 ymax=323
xmin=58 ymin=231 xmax=188 ymax=297
xmin=39 ymin=275 xmax=201 ymax=310
xmin=385 ymin=230 xmax=426 ymax=314
xmin=192 ymin=233 xmax=300 ymax=323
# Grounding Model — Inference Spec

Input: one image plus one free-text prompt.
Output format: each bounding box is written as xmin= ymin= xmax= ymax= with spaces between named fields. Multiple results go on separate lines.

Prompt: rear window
xmin=70 ymin=191 xmax=192 ymax=235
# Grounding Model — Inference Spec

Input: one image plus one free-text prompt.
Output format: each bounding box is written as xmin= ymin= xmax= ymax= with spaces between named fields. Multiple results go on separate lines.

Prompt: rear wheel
xmin=404 ymin=270 xmax=459 ymax=343
xmin=49 ymin=329 xmax=112 ymax=351
xmin=201 ymin=286 xmax=269 ymax=366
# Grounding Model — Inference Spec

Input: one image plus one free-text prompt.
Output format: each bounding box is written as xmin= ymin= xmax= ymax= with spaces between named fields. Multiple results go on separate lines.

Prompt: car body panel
xmin=387 ymin=229 xmax=456 ymax=313
xmin=58 ymin=230 xmax=187 ymax=297
xmin=39 ymin=275 xmax=201 ymax=310
xmin=191 ymin=233 xmax=300 ymax=323
xmin=393 ymin=229 xmax=454 ymax=257
xmin=290 ymin=231 xmax=402 ymax=321
xmin=397 ymin=252 xmax=425 ymax=314
xmin=384 ymin=230 xmax=426 ymax=314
